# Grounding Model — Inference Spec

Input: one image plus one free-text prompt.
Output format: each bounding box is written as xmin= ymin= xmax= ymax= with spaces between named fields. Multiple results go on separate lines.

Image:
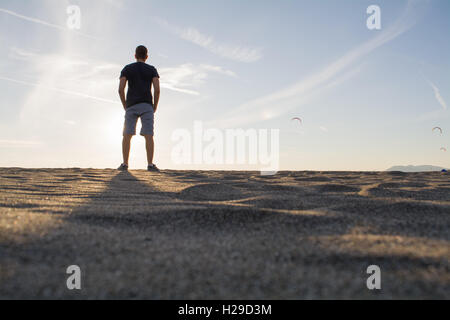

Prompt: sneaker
xmin=147 ymin=164 xmax=160 ymax=172
xmin=117 ymin=163 xmax=128 ymax=171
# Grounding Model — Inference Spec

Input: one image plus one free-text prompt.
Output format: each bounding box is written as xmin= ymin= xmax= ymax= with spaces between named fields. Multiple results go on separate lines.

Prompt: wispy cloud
xmin=211 ymin=0 xmax=420 ymax=127
xmin=9 ymin=47 xmax=90 ymax=69
xmin=427 ymin=80 xmax=447 ymax=110
xmin=7 ymin=47 xmax=235 ymax=106
xmin=9 ymin=47 xmax=122 ymax=85
xmin=0 ymin=7 xmax=98 ymax=39
xmin=155 ymin=18 xmax=262 ymax=63
xmin=4 ymin=46 xmax=121 ymax=108
xmin=160 ymin=63 xmax=236 ymax=96
xmin=0 ymin=76 xmax=120 ymax=105
xmin=157 ymin=53 xmax=169 ymax=59
xmin=99 ymin=0 xmax=125 ymax=9
xmin=0 ymin=139 xmax=43 ymax=148
xmin=199 ymin=65 xmax=237 ymax=77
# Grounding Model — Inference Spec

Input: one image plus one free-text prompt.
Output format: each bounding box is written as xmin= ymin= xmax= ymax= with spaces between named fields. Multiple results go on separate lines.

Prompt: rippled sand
xmin=0 ymin=168 xmax=449 ymax=299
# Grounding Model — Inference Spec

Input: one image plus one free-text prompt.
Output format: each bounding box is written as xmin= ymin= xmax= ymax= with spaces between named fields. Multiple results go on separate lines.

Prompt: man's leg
xmin=140 ymin=104 xmax=155 ymax=166
xmin=144 ymin=135 xmax=154 ymax=165
xmin=122 ymin=106 xmax=138 ymax=168
xmin=122 ymin=134 xmax=133 ymax=166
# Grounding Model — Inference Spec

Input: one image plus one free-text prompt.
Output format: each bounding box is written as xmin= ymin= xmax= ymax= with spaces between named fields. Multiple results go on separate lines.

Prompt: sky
xmin=0 ymin=0 xmax=449 ymax=171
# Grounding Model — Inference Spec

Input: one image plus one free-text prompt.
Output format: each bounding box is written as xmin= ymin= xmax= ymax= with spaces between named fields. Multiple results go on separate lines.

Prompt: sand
xmin=0 ymin=168 xmax=449 ymax=299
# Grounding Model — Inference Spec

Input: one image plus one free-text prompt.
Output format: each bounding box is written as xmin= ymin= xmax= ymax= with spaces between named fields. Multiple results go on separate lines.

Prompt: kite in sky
xmin=433 ymin=127 xmax=443 ymax=135
xmin=291 ymin=117 xmax=302 ymax=125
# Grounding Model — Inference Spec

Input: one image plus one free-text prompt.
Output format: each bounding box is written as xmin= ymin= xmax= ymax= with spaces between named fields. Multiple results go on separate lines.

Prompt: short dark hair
xmin=135 ymin=45 xmax=148 ymax=59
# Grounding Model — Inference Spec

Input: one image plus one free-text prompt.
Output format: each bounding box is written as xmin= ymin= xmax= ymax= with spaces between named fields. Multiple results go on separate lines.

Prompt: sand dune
xmin=0 ymin=168 xmax=449 ymax=299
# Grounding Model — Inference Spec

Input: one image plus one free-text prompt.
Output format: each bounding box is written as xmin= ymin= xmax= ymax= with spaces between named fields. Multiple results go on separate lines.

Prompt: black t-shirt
xmin=120 ymin=62 xmax=159 ymax=108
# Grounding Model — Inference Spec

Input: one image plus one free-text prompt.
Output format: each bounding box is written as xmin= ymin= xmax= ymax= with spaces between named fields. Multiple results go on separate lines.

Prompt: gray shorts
xmin=123 ymin=103 xmax=154 ymax=136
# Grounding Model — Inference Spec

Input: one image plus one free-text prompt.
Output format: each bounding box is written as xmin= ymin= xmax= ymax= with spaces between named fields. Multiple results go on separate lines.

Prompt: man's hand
xmin=152 ymin=77 xmax=160 ymax=113
xmin=118 ymin=77 xmax=127 ymax=110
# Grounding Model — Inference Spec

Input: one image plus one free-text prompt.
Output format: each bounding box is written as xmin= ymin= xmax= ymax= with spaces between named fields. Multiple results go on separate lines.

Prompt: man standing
xmin=118 ymin=45 xmax=160 ymax=171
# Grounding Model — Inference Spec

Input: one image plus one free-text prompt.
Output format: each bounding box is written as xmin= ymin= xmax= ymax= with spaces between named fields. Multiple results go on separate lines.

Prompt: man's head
xmin=135 ymin=45 xmax=148 ymax=61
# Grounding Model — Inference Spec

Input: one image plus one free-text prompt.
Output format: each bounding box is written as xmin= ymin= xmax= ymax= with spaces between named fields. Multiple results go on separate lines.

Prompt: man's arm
xmin=118 ymin=77 xmax=127 ymax=110
xmin=152 ymin=77 xmax=160 ymax=112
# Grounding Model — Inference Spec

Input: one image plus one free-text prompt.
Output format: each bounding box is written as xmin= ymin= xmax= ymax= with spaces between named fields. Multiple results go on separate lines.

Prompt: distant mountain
xmin=386 ymin=165 xmax=447 ymax=172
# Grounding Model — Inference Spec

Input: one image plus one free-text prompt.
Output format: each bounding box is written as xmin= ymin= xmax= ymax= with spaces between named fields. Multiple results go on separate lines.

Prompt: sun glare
xmin=105 ymin=112 xmax=124 ymax=146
